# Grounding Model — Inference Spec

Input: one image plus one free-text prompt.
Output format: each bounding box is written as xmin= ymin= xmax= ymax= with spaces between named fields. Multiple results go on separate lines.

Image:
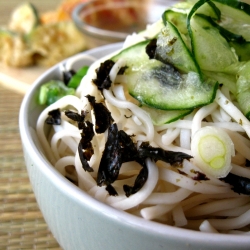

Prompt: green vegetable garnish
xmin=68 ymin=66 xmax=89 ymax=89
xmin=38 ymin=80 xmax=75 ymax=106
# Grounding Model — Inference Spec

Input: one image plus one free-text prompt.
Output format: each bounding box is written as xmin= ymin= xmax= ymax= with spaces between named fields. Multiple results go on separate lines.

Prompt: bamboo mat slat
xmin=0 ymin=85 xmax=61 ymax=249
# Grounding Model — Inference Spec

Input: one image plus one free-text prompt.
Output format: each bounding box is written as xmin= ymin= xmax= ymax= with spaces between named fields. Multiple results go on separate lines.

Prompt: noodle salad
xmin=36 ymin=0 xmax=250 ymax=234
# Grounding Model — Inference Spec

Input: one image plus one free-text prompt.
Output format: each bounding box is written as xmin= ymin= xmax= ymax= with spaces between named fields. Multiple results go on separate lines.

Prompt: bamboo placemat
xmin=0 ymin=85 xmax=61 ymax=249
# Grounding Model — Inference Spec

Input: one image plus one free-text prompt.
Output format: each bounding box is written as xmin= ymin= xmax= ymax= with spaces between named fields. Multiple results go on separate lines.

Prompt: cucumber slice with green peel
xmin=126 ymin=62 xmax=218 ymax=110
xmin=236 ymin=61 xmax=250 ymax=119
xmin=188 ymin=14 xmax=238 ymax=73
xmin=213 ymin=0 xmax=250 ymax=41
xmin=112 ymin=40 xmax=218 ymax=110
xmin=155 ymin=21 xmax=200 ymax=74
xmin=9 ymin=2 xmax=40 ymax=34
xmin=229 ymin=41 xmax=250 ymax=62
xmin=203 ymin=71 xmax=237 ymax=95
xmin=162 ymin=10 xmax=188 ymax=35
xmin=141 ymin=106 xmax=193 ymax=125
xmin=193 ymin=13 xmax=250 ymax=62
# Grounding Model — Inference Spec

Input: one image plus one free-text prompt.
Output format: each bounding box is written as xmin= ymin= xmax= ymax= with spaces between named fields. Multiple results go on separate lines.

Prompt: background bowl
xmin=19 ymin=43 xmax=250 ymax=250
xmin=72 ymin=0 xmax=176 ymax=48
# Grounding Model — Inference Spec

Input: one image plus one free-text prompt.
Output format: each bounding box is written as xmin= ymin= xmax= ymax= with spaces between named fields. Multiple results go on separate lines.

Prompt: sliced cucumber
xmin=155 ymin=21 xmax=200 ymax=74
xmin=9 ymin=2 xmax=40 ymax=34
xmin=141 ymin=106 xmax=192 ymax=125
xmin=203 ymin=71 xmax=237 ymax=95
xmin=230 ymin=41 xmax=250 ymax=62
xmin=162 ymin=10 xmax=188 ymax=35
xmin=189 ymin=14 xmax=238 ymax=73
xmin=236 ymin=61 xmax=250 ymax=119
xmin=112 ymin=40 xmax=218 ymax=110
xmin=213 ymin=0 xmax=250 ymax=41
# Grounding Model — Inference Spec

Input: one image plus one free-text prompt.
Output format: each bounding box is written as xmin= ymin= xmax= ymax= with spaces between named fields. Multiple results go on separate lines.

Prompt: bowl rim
xmin=19 ymin=43 xmax=250 ymax=247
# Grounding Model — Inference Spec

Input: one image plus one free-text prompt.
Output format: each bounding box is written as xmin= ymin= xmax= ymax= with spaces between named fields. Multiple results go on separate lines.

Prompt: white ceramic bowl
xmin=19 ymin=43 xmax=250 ymax=250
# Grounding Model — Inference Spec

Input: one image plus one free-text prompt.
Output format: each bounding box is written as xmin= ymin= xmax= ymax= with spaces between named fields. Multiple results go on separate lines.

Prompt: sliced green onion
xmin=38 ymin=80 xmax=75 ymax=106
xmin=67 ymin=66 xmax=89 ymax=89
xmin=191 ymin=126 xmax=234 ymax=178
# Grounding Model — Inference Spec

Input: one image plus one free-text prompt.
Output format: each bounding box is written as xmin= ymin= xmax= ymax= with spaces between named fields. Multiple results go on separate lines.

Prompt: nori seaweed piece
xmin=65 ymin=110 xmax=85 ymax=122
xmin=118 ymin=66 xmax=128 ymax=75
xmin=78 ymin=139 xmax=94 ymax=172
xmin=65 ymin=109 xmax=95 ymax=172
xmin=106 ymin=184 xmax=118 ymax=196
xmin=118 ymin=130 xmax=138 ymax=163
xmin=92 ymin=59 xmax=115 ymax=90
xmin=97 ymin=123 xmax=123 ymax=186
xmin=123 ymin=164 xmax=148 ymax=197
xmin=65 ymin=110 xmax=87 ymax=130
xmin=63 ymin=69 xmax=76 ymax=85
xmin=86 ymin=95 xmax=114 ymax=133
xmin=192 ymin=171 xmax=209 ymax=181
xmin=138 ymin=142 xmax=193 ymax=165
xmin=221 ymin=173 xmax=250 ymax=195
xmin=146 ymin=38 xmax=157 ymax=59
xmin=80 ymin=120 xmax=94 ymax=148
xmin=45 ymin=108 xmax=61 ymax=125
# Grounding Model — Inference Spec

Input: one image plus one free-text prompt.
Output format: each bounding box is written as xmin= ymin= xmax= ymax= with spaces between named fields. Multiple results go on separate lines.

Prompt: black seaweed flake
xmin=92 ymin=59 xmax=115 ymax=90
xmin=138 ymin=142 xmax=193 ymax=165
xmin=66 ymin=109 xmax=95 ymax=172
xmin=246 ymin=159 xmax=250 ymax=167
xmin=45 ymin=108 xmax=61 ymax=125
xmin=191 ymin=171 xmax=209 ymax=181
xmin=65 ymin=110 xmax=85 ymax=123
xmin=106 ymin=184 xmax=118 ymax=196
xmin=146 ymin=38 xmax=157 ymax=59
xmin=118 ymin=130 xmax=148 ymax=197
xmin=78 ymin=140 xmax=94 ymax=172
xmin=221 ymin=173 xmax=250 ymax=195
xmin=118 ymin=130 xmax=137 ymax=163
xmin=118 ymin=66 xmax=128 ymax=75
xmin=80 ymin=120 xmax=94 ymax=149
xmin=123 ymin=164 xmax=148 ymax=197
xmin=65 ymin=110 xmax=86 ymax=129
xmin=97 ymin=123 xmax=122 ymax=187
xmin=86 ymin=95 xmax=114 ymax=133
xmin=63 ymin=69 xmax=76 ymax=85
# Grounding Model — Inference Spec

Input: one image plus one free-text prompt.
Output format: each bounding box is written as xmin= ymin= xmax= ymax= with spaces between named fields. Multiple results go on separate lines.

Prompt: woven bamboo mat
xmin=0 ymin=85 xmax=61 ymax=249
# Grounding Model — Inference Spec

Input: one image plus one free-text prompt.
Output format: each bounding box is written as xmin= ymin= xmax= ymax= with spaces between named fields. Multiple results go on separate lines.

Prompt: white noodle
xmin=159 ymin=168 xmax=230 ymax=194
xmin=140 ymin=204 xmax=176 ymax=220
xmin=199 ymin=220 xmax=219 ymax=233
xmin=172 ymin=204 xmax=188 ymax=227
